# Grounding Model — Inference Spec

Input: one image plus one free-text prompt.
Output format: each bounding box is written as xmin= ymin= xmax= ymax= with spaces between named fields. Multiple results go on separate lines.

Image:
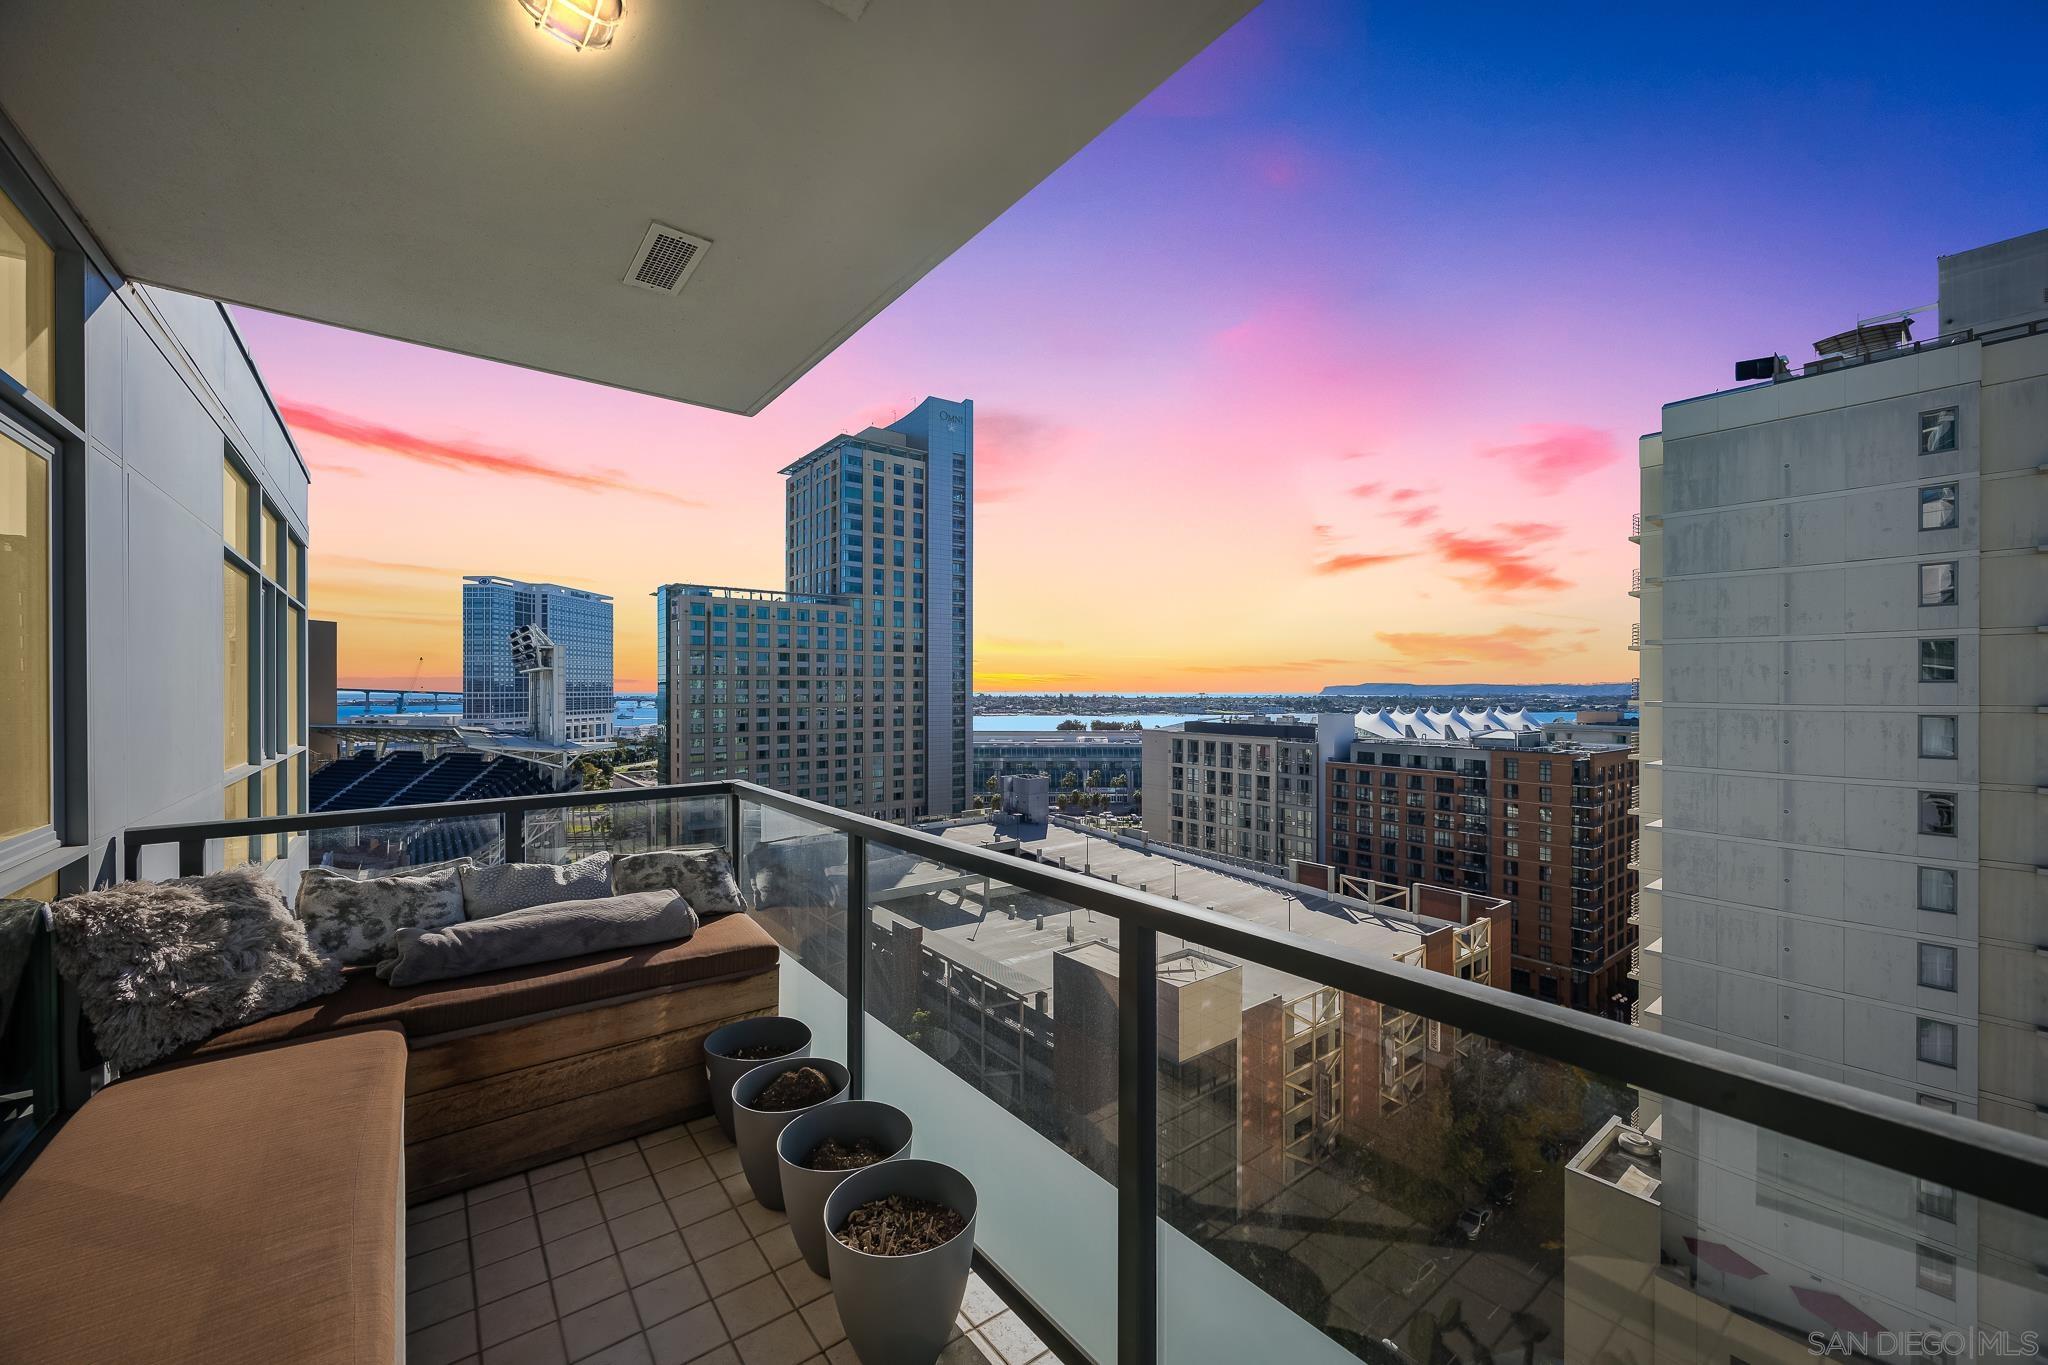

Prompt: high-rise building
xmin=1315 ymin=712 xmax=1637 ymax=1017
xmin=461 ymin=576 xmax=614 ymax=742
xmin=0 ymin=161 xmax=310 ymax=911
xmin=1590 ymin=227 xmax=2048 ymax=1356
xmin=1140 ymin=717 xmax=1350 ymax=869
xmin=658 ymin=397 xmax=973 ymax=820
xmin=1635 ymin=226 xmax=2046 ymax=1127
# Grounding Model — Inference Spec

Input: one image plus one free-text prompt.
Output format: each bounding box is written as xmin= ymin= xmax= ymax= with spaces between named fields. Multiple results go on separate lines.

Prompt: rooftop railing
xmin=123 ymin=780 xmax=2048 ymax=1363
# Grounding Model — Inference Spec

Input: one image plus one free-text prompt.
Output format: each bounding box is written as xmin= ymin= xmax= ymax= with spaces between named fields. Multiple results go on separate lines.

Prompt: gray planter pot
xmin=732 ymin=1057 xmax=850 ymax=1210
xmin=823 ymin=1159 xmax=978 ymax=1365
xmin=703 ymin=1016 xmax=812 ymax=1141
xmin=775 ymin=1101 xmax=913 ymax=1278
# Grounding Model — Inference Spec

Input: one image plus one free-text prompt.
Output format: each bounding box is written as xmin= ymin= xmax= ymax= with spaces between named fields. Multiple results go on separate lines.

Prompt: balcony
xmin=8 ymin=780 xmax=2041 ymax=1365
xmin=1627 ymin=568 xmax=1642 ymax=597
xmin=1627 ymin=622 xmax=1642 ymax=651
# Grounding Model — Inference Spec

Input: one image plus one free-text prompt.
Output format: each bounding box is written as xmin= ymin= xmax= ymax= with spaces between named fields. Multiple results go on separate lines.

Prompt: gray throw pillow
xmin=379 ymin=889 xmax=696 ymax=987
xmin=613 ymin=846 xmax=746 ymax=917
xmin=461 ymin=852 xmax=612 ymax=918
xmin=50 ymin=867 xmax=342 ymax=1073
xmin=294 ymin=863 xmax=469 ymax=967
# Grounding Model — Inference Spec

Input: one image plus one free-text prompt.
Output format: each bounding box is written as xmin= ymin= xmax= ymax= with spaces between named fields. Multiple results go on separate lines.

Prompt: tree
xmin=1060 ymin=770 xmax=1080 ymax=791
xmin=986 ymin=775 xmax=1000 ymax=794
xmin=1056 ymin=719 xmax=1086 ymax=731
xmin=1110 ymin=772 xmax=1129 ymax=789
xmin=1086 ymin=769 xmax=1103 ymax=789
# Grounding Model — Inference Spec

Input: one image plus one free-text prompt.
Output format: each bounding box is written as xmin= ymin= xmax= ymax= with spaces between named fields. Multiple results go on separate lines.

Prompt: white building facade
xmin=1620 ymin=228 xmax=2047 ymax=1356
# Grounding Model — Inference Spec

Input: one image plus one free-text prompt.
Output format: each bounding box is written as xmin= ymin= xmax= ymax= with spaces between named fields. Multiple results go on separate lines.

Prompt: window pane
xmin=1917 ymin=638 xmax=1956 ymax=683
xmin=263 ymin=507 xmax=283 ymax=582
xmin=1918 ymin=483 xmax=1957 ymax=530
xmin=286 ymin=605 xmax=302 ymax=746
xmin=1916 ymin=1018 xmax=1956 ymax=1067
xmin=1918 ymin=561 xmax=1956 ymax=606
xmin=0 ymin=189 xmax=55 ymax=406
xmin=222 ymin=779 xmax=250 ymax=869
xmin=1917 ymin=792 xmax=1955 ymax=836
xmin=0 ymin=432 xmax=51 ymax=841
xmin=1917 ymin=1244 xmax=1957 ymax=1298
xmin=1918 ymin=943 xmax=1957 ymax=991
xmin=223 ymin=562 xmax=252 ymax=770
xmin=1918 ymin=715 xmax=1957 ymax=759
xmin=1919 ymin=406 xmax=1958 ymax=454
xmin=287 ymin=536 xmax=302 ymax=600
xmin=222 ymin=461 xmax=252 ymax=559
xmin=1917 ymin=866 xmax=1957 ymax=913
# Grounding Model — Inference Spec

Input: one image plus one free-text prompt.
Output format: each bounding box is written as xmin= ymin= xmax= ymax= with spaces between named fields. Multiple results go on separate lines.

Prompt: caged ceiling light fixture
xmin=518 ymin=0 xmax=626 ymax=52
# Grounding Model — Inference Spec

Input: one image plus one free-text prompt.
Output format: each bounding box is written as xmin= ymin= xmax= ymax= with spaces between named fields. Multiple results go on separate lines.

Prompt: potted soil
xmin=775 ymin=1100 xmax=913 ymax=1277
xmin=704 ymin=1016 xmax=811 ymax=1140
xmin=824 ymin=1159 xmax=978 ymax=1365
xmin=731 ymin=1056 xmax=850 ymax=1210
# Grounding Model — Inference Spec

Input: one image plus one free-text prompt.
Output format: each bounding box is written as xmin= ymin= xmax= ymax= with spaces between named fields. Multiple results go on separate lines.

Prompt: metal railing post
xmin=1118 ymin=923 xmax=1158 ymax=1365
xmin=503 ymin=808 xmax=525 ymax=865
xmin=177 ymin=837 xmax=205 ymax=878
xmin=846 ymin=833 xmax=866 ymax=1100
xmin=726 ymin=788 xmax=742 ymax=864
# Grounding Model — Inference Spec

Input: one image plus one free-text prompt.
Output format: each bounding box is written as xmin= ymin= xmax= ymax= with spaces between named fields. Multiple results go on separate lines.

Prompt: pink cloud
xmin=281 ymin=402 xmax=701 ymax=507
xmin=974 ymin=407 xmax=1076 ymax=504
xmin=1478 ymin=424 xmax=1621 ymax=484
xmin=1314 ymin=552 xmax=1415 ymax=576
xmin=1396 ymin=504 xmax=1437 ymax=528
xmin=1347 ymin=481 xmax=1384 ymax=498
xmin=1430 ymin=530 xmax=1571 ymax=595
xmin=1375 ymin=624 xmax=1587 ymax=669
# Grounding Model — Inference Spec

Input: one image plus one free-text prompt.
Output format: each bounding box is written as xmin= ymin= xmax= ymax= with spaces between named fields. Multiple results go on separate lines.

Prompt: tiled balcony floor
xmin=404 ymin=1116 xmax=1054 ymax=1365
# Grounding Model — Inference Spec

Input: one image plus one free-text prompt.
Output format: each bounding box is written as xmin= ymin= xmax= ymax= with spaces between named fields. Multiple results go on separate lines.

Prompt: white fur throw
xmin=51 ymin=867 xmax=343 ymax=1073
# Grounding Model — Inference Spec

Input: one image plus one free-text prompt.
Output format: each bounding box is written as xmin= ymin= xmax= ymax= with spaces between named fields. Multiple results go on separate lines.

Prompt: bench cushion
xmin=186 ymin=909 xmax=779 ymax=1058
xmin=0 ymin=1025 xmax=407 ymax=1365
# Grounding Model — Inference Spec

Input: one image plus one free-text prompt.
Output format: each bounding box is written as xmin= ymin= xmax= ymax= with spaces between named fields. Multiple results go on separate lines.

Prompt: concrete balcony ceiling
xmin=0 ymin=0 xmax=1253 ymax=414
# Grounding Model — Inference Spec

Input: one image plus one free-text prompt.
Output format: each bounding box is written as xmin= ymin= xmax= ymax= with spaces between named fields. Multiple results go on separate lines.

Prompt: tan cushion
xmin=0 ymin=1025 xmax=406 ymax=1365
xmin=186 ymin=909 xmax=779 ymax=1057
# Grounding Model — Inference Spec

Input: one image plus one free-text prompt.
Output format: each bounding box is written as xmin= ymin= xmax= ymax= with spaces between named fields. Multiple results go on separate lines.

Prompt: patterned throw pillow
xmin=461 ymin=852 xmax=613 ymax=919
xmin=50 ymin=867 xmax=342 ymax=1073
xmin=294 ymin=863 xmax=469 ymax=968
xmin=612 ymin=847 xmax=746 ymax=917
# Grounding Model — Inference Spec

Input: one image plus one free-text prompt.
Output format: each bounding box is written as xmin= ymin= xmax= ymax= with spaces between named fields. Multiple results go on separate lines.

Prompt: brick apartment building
xmin=1316 ymin=714 xmax=1637 ymax=1017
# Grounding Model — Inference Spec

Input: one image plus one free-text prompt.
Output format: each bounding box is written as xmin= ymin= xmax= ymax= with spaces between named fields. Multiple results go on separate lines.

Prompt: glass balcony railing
xmin=120 ymin=780 xmax=2048 ymax=1365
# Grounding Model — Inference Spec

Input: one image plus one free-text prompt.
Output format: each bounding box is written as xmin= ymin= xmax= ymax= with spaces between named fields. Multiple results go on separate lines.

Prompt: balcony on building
xmin=3 ymin=7 xmax=2048 ymax=1365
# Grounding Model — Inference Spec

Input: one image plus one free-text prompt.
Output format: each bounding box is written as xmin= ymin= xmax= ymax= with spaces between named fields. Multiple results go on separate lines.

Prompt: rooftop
xmin=914 ymin=818 xmax=1448 ymax=1002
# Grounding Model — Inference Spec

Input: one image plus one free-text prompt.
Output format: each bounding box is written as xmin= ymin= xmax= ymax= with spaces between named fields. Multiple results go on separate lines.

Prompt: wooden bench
xmin=0 ymin=912 xmax=781 ymax=1362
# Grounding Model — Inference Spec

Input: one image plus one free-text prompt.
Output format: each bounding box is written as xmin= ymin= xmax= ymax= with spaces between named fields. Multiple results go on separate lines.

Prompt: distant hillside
xmin=1319 ymin=682 xmax=1634 ymax=698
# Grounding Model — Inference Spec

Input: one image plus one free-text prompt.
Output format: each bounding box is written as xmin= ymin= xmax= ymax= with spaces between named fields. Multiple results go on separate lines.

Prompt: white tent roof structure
xmin=1352 ymin=707 xmax=1542 ymax=744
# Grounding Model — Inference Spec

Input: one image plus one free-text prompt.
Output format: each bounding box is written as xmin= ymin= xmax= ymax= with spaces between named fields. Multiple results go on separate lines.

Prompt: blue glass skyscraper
xmin=462 ymin=576 xmax=614 ymax=741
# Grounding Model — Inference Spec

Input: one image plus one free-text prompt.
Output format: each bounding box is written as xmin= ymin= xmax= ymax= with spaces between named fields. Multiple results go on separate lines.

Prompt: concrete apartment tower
xmin=1636 ymin=227 xmax=2045 ymax=1128
xmin=1578 ymin=228 xmax=2046 ymax=1357
xmin=460 ymin=576 xmax=614 ymax=742
xmin=660 ymin=397 xmax=973 ymax=820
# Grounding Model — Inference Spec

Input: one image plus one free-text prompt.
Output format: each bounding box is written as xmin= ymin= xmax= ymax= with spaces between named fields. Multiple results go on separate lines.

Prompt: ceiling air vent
xmin=623 ymin=222 xmax=711 ymax=295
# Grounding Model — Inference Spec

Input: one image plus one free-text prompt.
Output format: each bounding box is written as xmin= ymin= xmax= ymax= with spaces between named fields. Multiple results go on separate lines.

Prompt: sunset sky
xmin=235 ymin=2 xmax=2048 ymax=694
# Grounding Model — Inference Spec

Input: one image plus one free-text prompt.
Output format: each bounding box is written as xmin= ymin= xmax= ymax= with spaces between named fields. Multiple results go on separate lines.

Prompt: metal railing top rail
xmin=121 ymin=777 xmax=2048 ymax=1222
